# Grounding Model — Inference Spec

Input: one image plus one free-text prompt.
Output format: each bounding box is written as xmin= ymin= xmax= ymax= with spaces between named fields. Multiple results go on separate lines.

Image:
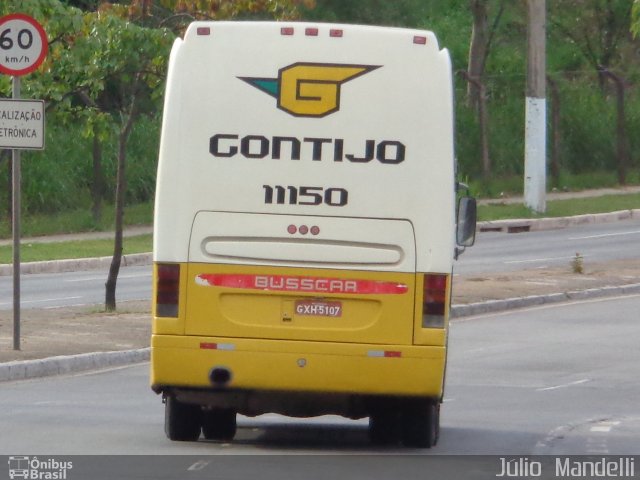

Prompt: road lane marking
xmin=0 ymin=296 xmax=83 ymax=307
xmin=504 ymin=255 xmax=588 ymax=265
xmin=187 ymin=460 xmax=211 ymax=471
xmin=63 ymin=273 xmax=151 ymax=282
xmin=569 ymin=230 xmax=640 ymax=240
xmin=536 ymin=378 xmax=590 ymax=392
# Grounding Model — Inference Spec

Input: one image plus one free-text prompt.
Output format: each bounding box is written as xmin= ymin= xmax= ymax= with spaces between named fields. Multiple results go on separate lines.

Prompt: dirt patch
xmin=454 ymin=258 xmax=640 ymax=304
xmin=1 ymin=259 xmax=639 ymax=363
xmin=0 ymin=300 xmax=151 ymax=363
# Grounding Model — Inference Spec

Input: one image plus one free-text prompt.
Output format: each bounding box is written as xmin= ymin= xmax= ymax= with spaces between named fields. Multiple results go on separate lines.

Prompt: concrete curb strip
xmin=451 ymin=282 xmax=640 ymax=318
xmin=478 ymin=209 xmax=640 ymax=233
xmin=0 ymin=252 xmax=152 ymax=276
xmin=0 ymin=348 xmax=150 ymax=383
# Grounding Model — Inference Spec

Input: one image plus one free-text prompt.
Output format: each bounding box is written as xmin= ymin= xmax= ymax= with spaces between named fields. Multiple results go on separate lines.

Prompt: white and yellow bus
xmin=151 ymin=21 xmax=476 ymax=448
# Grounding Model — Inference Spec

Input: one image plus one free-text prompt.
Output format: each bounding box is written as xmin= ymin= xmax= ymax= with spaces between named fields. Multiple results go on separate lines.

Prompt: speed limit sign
xmin=0 ymin=13 xmax=48 ymax=76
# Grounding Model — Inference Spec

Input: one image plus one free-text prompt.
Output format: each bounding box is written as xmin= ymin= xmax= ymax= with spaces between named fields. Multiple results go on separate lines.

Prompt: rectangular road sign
xmin=0 ymin=98 xmax=45 ymax=150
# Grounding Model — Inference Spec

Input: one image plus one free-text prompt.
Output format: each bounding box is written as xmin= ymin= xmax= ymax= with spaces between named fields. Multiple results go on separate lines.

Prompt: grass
xmin=479 ymin=193 xmax=640 ymax=221
xmin=0 ymin=202 xmax=153 ymax=240
xmin=0 ymin=234 xmax=152 ymax=264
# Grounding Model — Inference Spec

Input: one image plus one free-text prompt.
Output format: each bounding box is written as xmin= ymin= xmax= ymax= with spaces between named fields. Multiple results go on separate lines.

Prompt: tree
xmin=550 ymin=0 xmax=634 ymax=83
xmin=551 ymin=0 xmax=635 ymax=185
xmin=79 ymin=8 xmax=173 ymax=311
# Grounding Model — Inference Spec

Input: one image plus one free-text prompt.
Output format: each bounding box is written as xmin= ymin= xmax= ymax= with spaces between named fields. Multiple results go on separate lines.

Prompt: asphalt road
xmin=456 ymin=217 xmax=640 ymax=274
xmin=1 ymin=295 xmax=638 ymax=459
xmin=1 ymin=218 xmax=640 ymax=310
xmin=0 ymin=266 xmax=151 ymax=311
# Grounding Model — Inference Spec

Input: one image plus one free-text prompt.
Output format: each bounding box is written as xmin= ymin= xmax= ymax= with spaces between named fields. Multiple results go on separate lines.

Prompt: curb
xmin=0 ymin=348 xmax=150 ymax=383
xmin=0 ymin=252 xmax=152 ymax=276
xmin=477 ymin=209 xmax=640 ymax=234
xmin=451 ymin=282 xmax=640 ymax=318
xmin=2 ymin=283 xmax=640 ymax=383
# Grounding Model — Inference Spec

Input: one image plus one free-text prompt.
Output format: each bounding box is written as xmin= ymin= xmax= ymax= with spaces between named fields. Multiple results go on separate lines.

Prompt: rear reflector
xmin=422 ymin=273 xmax=448 ymax=328
xmin=368 ymin=350 xmax=402 ymax=358
xmin=196 ymin=273 xmax=408 ymax=295
xmin=156 ymin=264 xmax=180 ymax=317
xmin=200 ymin=342 xmax=236 ymax=351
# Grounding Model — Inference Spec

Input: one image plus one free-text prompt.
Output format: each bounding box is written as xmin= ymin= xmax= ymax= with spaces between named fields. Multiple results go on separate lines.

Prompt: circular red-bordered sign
xmin=0 ymin=13 xmax=48 ymax=76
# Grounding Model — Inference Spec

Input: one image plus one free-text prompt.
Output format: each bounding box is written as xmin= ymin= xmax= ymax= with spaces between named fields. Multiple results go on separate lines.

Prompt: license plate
xmin=295 ymin=300 xmax=342 ymax=317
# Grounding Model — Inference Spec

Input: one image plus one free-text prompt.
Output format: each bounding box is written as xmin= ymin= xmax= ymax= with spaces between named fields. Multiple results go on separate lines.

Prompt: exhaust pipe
xmin=209 ymin=366 xmax=232 ymax=387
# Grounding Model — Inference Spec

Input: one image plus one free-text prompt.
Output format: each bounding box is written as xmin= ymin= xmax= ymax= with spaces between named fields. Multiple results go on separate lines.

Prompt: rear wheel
xmin=368 ymin=408 xmax=401 ymax=445
xmin=401 ymin=398 xmax=439 ymax=448
xmin=164 ymin=395 xmax=202 ymax=442
xmin=202 ymin=408 xmax=237 ymax=441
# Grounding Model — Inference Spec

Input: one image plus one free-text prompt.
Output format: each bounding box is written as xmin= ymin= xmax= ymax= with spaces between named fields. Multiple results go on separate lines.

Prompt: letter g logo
xmin=240 ymin=62 xmax=380 ymax=118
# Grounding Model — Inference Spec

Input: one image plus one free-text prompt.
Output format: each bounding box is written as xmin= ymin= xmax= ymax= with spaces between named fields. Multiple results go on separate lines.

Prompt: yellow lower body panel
xmin=151 ymin=334 xmax=445 ymax=398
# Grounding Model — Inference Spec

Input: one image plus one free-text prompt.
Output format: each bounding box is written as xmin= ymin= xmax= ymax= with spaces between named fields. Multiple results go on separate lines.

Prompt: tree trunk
xmin=459 ymin=71 xmax=491 ymax=178
xmin=91 ymin=132 xmax=105 ymax=223
xmin=467 ymin=0 xmax=489 ymax=109
xmin=105 ymin=113 xmax=137 ymax=312
xmin=599 ymin=69 xmax=629 ymax=185
xmin=547 ymin=75 xmax=561 ymax=186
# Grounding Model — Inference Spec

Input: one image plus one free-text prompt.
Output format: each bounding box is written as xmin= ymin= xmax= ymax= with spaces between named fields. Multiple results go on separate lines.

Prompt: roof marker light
xmin=413 ymin=35 xmax=427 ymax=45
xmin=281 ymin=27 xmax=294 ymax=36
xmin=330 ymin=29 xmax=343 ymax=38
xmin=196 ymin=27 xmax=211 ymax=36
xmin=305 ymin=27 xmax=319 ymax=36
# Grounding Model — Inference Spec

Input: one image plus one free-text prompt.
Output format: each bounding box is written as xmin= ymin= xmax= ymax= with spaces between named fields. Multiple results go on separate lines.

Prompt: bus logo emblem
xmin=239 ymin=62 xmax=380 ymax=118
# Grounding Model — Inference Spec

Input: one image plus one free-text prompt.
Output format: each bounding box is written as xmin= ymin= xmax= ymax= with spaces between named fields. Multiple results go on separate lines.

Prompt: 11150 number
xmin=263 ymin=185 xmax=348 ymax=207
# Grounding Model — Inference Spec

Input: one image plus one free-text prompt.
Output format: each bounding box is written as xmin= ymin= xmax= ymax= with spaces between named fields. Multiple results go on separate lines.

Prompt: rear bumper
xmin=151 ymin=334 xmax=446 ymax=399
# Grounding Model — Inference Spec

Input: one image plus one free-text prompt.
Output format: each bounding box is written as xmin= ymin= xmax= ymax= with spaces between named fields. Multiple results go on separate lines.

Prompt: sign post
xmin=0 ymin=13 xmax=48 ymax=351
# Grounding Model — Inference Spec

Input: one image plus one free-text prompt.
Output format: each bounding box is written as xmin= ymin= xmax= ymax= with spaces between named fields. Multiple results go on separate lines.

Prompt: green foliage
xmin=1 ymin=0 xmax=640 ymax=231
xmin=0 ymin=234 xmax=152 ymax=264
xmin=633 ymin=0 xmax=640 ymax=36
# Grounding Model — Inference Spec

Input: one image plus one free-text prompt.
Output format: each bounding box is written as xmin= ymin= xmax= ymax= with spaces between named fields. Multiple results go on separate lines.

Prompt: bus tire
xmin=368 ymin=409 xmax=401 ymax=445
xmin=202 ymin=408 xmax=237 ymax=441
xmin=401 ymin=398 xmax=439 ymax=448
xmin=164 ymin=395 xmax=202 ymax=442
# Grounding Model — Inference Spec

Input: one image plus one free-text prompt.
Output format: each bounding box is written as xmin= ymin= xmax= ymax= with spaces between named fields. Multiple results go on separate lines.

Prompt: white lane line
xmin=590 ymin=420 xmax=621 ymax=433
xmin=187 ymin=460 xmax=211 ymax=471
xmin=3 ymin=296 xmax=84 ymax=306
xmin=64 ymin=273 xmax=151 ymax=282
xmin=536 ymin=378 xmax=590 ymax=392
xmin=504 ymin=255 xmax=587 ymax=265
xmin=569 ymin=230 xmax=640 ymax=240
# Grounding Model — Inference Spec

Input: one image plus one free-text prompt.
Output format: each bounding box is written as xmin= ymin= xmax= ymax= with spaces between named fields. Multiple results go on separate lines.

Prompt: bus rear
xmin=151 ymin=21 xmax=474 ymax=448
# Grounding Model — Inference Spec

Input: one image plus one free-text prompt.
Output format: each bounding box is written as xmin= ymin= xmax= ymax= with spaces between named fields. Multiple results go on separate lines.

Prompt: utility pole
xmin=524 ymin=0 xmax=546 ymax=213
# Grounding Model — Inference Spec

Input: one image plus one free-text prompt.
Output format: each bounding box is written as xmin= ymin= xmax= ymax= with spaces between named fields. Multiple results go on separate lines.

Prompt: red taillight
xmin=156 ymin=264 xmax=180 ymax=317
xmin=423 ymin=273 xmax=448 ymax=328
